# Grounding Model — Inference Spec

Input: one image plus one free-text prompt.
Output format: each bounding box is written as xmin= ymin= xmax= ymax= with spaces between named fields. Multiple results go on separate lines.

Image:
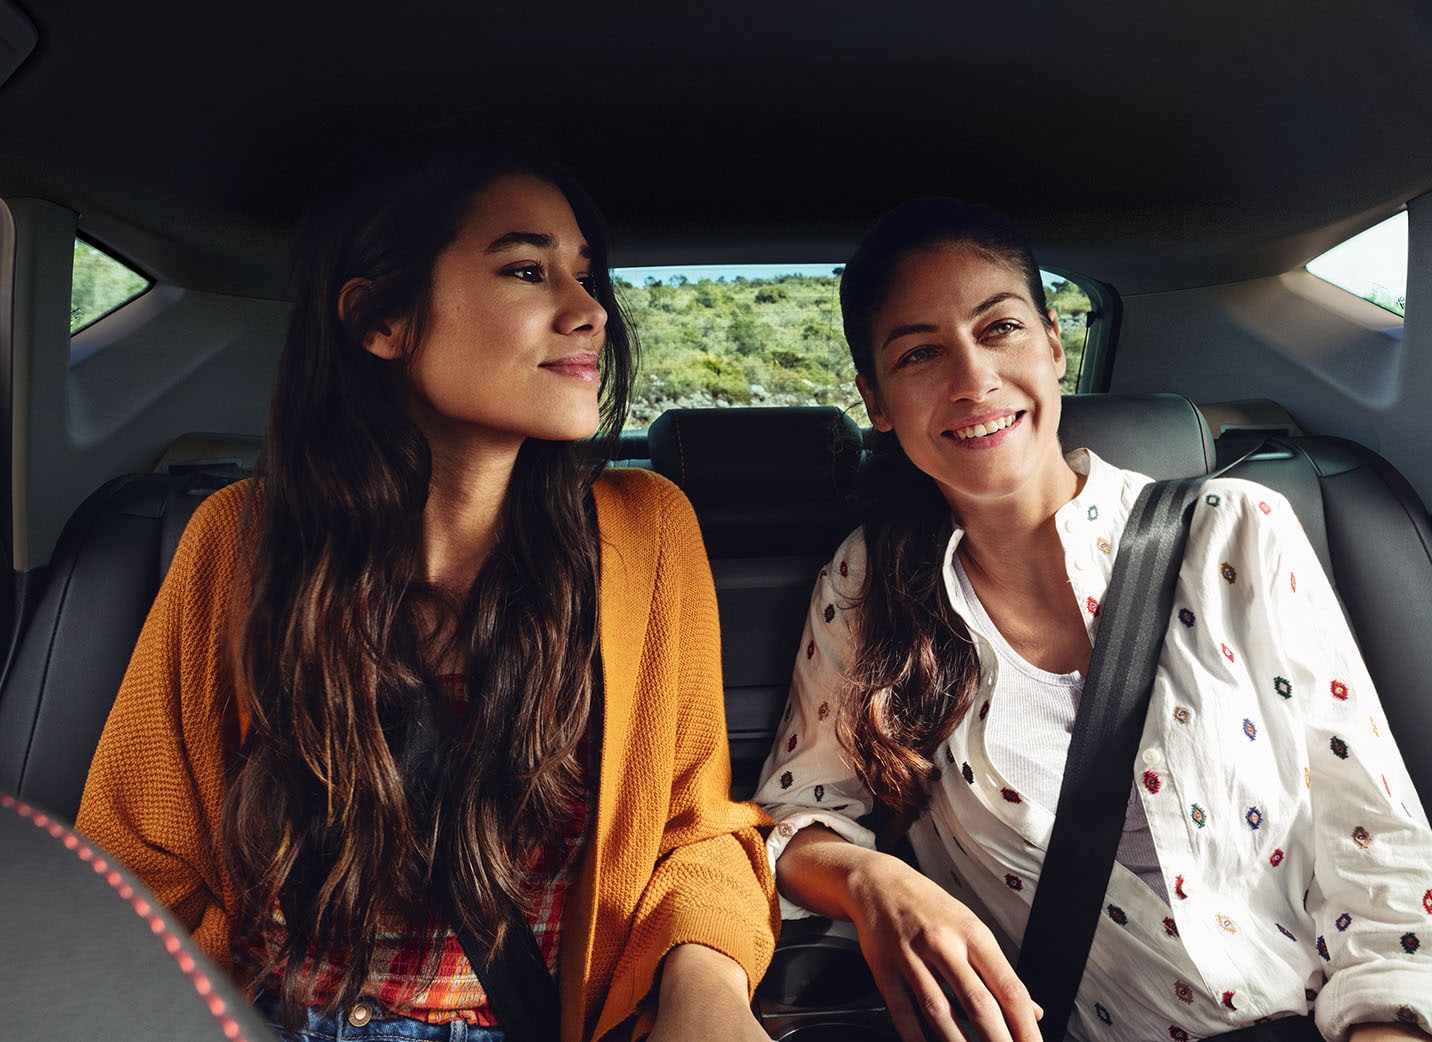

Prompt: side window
xmin=1306 ymin=212 xmax=1407 ymax=318
xmin=616 ymin=264 xmax=1100 ymax=428
xmin=1046 ymin=273 xmax=1093 ymax=394
xmin=70 ymin=238 xmax=151 ymax=334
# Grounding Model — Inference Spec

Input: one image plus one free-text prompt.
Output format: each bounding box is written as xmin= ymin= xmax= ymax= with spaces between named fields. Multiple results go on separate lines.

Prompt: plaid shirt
xmin=248 ymin=677 xmax=592 ymax=1025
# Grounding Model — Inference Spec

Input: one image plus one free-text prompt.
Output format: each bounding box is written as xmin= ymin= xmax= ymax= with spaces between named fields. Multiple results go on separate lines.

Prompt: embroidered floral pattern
xmin=1097 ymin=537 xmax=1112 ymax=555
xmin=1277 ymin=923 xmax=1297 ymax=942
xmin=1005 ymin=874 xmax=1023 ymax=891
xmin=1173 ymin=980 xmax=1194 ymax=1005
xmin=1290 ymin=572 xmax=1298 ymax=592
xmin=1275 ymin=675 xmax=1292 ymax=699
xmin=787 ymin=734 xmax=798 ymax=753
xmin=1352 ymin=825 xmax=1372 ymax=848
xmin=1205 ymin=494 xmax=1221 ymax=507
xmin=1243 ymin=718 xmax=1257 ymax=740
xmin=1401 ymin=932 xmax=1420 ymax=954
xmin=1001 ymin=787 xmax=1022 ymax=804
xmin=1163 ymin=917 xmax=1179 ymax=938
xmin=1335 ymin=912 xmax=1352 ymax=932
xmin=1304 ymin=766 xmax=1311 ymax=789
xmin=1269 ymin=848 xmax=1285 ymax=867
xmin=1170 ymin=1026 xmax=1190 ymax=1042
xmin=1095 ymin=1004 xmax=1112 ymax=1026
xmin=838 ymin=559 xmax=848 ymax=577
xmin=1221 ymin=643 xmax=1236 ymax=662
xmin=1258 ymin=501 xmax=1271 ymax=515
xmin=944 ymin=745 xmax=954 ymax=765
xmin=1086 ymin=596 xmax=1100 ymax=617
xmin=1245 ymin=806 xmax=1263 ymax=830
xmin=1107 ymin=904 xmax=1128 ymax=926
xmin=1371 ymin=716 xmax=1381 ymax=737
xmin=1190 ymin=804 xmax=1208 ymax=828
xmin=979 ymin=701 xmax=991 ymax=721
xmin=817 ymin=701 xmax=830 ymax=721
xmin=961 ymin=762 xmax=974 ymax=785
xmin=1331 ymin=679 xmax=1349 ymax=701
xmin=823 ymin=604 xmax=836 ymax=624
xmin=1217 ymin=913 xmax=1239 ymax=933
xmin=1178 ymin=608 xmax=1195 ymax=627
xmin=779 ymin=771 xmax=793 ymax=790
xmin=1087 ymin=505 xmax=1099 ymax=522
xmin=1144 ymin=770 xmax=1161 ymax=794
xmin=813 ymin=784 xmax=825 ymax=802
xmin=1330 ymin=736 xmax=1349 ymax=760
xmin=1422 ymin=888 xmax=1432 ymax=915
xmin=1222 ymin=991 xmax=1237 ymax=1011
xmin=806 ymin=640 xmax=815 ymax=659
xmin=1173 ymin=706 xmax=1192 ymax=724
xmin=1174 ymin=876 xmax=1188 ymax=900
xmin=1220 ymin=562 xmax=1237 ymax=584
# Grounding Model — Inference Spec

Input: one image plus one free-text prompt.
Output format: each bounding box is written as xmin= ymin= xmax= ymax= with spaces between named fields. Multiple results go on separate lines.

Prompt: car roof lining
xmin=1 ymin=0 xmax=1430 ymax=298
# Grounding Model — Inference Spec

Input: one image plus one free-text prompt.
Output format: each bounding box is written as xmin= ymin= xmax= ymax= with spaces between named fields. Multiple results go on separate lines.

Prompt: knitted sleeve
xmin=74 ymin=482 xmax=248 ymax=969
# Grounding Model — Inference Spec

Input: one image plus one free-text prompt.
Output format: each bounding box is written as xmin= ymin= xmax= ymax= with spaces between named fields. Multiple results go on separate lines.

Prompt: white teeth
xmin=954 ymin=414 xmax=1016 ymax=440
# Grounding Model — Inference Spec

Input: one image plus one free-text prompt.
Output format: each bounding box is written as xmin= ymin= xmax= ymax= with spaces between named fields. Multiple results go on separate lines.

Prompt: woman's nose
xmin=559 ymin=276 xmax=607 ymax=337
xmin=943 ymin=342 xmax=1000 ymax=401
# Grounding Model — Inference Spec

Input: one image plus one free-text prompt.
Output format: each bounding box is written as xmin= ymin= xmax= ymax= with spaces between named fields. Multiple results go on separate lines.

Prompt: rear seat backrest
xmin=649 ymin=407 xmax=865 ymax=795
xmin=0 ymin=466 xmax=246 ymax=821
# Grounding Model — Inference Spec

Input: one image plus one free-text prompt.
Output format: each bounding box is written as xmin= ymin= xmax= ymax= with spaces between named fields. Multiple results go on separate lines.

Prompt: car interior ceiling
xmin=4 ymin=0 xmax=1432 ymax=1037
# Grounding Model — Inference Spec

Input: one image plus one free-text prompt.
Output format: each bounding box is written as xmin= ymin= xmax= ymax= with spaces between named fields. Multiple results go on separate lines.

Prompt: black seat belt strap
xmin=1015 ymin=477 xmax=1204 ymax=1042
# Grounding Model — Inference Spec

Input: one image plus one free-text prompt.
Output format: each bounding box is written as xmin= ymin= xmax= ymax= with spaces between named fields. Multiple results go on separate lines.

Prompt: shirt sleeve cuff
xmin=765 ymin=809 xmax=877 ymax=920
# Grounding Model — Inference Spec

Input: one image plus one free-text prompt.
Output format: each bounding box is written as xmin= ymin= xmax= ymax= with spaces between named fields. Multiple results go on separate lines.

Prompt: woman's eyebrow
xmin=881 ymin=322 xmax=936 ymax=350
xmin=969 ymin=291 xmax=1021 ymax=318
xmin=485 ymin=231 xmax=592 ymax=259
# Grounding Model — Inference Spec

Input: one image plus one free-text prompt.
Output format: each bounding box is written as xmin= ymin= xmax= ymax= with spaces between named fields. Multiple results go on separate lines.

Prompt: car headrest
xmin=1059 ymin=392 xmax=1215 ymax=479
xmin=0 ymin=793 xmax=273 ymax=1042
xmin=649 ymin=406 xmax=864 ymax=506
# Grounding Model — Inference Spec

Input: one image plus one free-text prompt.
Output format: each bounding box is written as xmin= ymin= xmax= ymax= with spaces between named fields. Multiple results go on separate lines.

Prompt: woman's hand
xmin=777 ymin=825 xmax=1042 ymax=1042
xmin=646 ymin=942 xmax=768 ymax=1042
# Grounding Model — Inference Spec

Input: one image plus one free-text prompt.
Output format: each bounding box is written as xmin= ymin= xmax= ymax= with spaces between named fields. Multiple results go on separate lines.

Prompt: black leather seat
xmin=0 ymin=466 xmax=247 ymax=821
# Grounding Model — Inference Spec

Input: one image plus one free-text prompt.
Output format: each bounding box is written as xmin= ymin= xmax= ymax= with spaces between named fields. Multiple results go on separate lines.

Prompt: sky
xmin=1306 ymin=211 xmax=1408 ymax=303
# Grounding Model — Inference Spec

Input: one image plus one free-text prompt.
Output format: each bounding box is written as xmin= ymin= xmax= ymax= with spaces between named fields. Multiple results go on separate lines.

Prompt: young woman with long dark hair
xmin=77 ymin=137 xmax=777 ymax=1042
xmin=755 ymin=198 xmax=1432 ymax=1042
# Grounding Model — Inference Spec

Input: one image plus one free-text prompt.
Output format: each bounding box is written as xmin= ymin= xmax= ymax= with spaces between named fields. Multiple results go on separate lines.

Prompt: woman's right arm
xmin=753 ymin=535 xmax=1041 ymax=1042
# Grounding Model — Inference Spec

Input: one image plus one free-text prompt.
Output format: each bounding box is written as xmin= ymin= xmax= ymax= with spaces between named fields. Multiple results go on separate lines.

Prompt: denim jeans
xmin=253 ymin=991 xmax=508 ymax=1042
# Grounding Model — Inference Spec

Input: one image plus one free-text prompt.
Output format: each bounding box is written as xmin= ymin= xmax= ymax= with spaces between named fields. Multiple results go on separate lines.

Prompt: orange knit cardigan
xmin=75 ymin=467 xmax=777 ymax=1041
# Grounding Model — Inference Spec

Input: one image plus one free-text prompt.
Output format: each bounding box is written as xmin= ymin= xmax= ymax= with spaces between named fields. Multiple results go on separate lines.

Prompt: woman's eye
xmin=985 ymin=319 xmax=1022 ymax=338
xmin=895 ymin=345 xmax=937 ymax=369
xmin=505 ymin=263 xmax=545 ymax=284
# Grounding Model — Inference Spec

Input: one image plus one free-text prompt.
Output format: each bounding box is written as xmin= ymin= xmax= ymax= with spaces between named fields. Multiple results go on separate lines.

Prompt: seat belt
xmin=1015 ymin=477 xmax=1203 ymax=1041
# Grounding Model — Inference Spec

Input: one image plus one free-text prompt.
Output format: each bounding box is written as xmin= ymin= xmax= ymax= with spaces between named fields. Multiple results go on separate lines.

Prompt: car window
xmin=616 ymin=264 xmax=1095 ymax=428
xmin=70 ymin=238 xmax=151 ymax=334
xmin=1306 ymin=211 xmax=1407 ymax=318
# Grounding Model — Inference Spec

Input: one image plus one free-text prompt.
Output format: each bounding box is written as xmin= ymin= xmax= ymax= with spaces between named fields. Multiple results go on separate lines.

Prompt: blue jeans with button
xmin=253 ymin=991 xmax=508 ymax=1042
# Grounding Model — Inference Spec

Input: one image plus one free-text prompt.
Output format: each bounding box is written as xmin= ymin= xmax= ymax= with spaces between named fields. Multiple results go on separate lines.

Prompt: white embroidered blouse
xmin=754 ymin=449 xmax=1432 ymax=1042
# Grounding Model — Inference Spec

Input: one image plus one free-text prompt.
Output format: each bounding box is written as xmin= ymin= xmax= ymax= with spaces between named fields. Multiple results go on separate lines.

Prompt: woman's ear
xmin=856 ymin=373 xmax=893 ymax=432
xmin=338 ymin=276 xmax=406 ymax=360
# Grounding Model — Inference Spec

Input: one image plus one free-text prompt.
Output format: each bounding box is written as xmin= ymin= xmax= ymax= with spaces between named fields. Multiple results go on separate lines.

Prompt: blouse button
xmin=1142 ymin=748 xmax=1164 ymax=767
xmin=777 ymin=822 xmax=795 ymax=838
xmin=348 ymin=1002 xmax=375 ymax=1027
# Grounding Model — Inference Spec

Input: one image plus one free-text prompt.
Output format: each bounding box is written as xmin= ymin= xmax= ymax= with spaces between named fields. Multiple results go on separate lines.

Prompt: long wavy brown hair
xmin=222 ymin=133 xmax=637 ymax=1024
xmin=836 ymin=197 xmax=1053 ymax=815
